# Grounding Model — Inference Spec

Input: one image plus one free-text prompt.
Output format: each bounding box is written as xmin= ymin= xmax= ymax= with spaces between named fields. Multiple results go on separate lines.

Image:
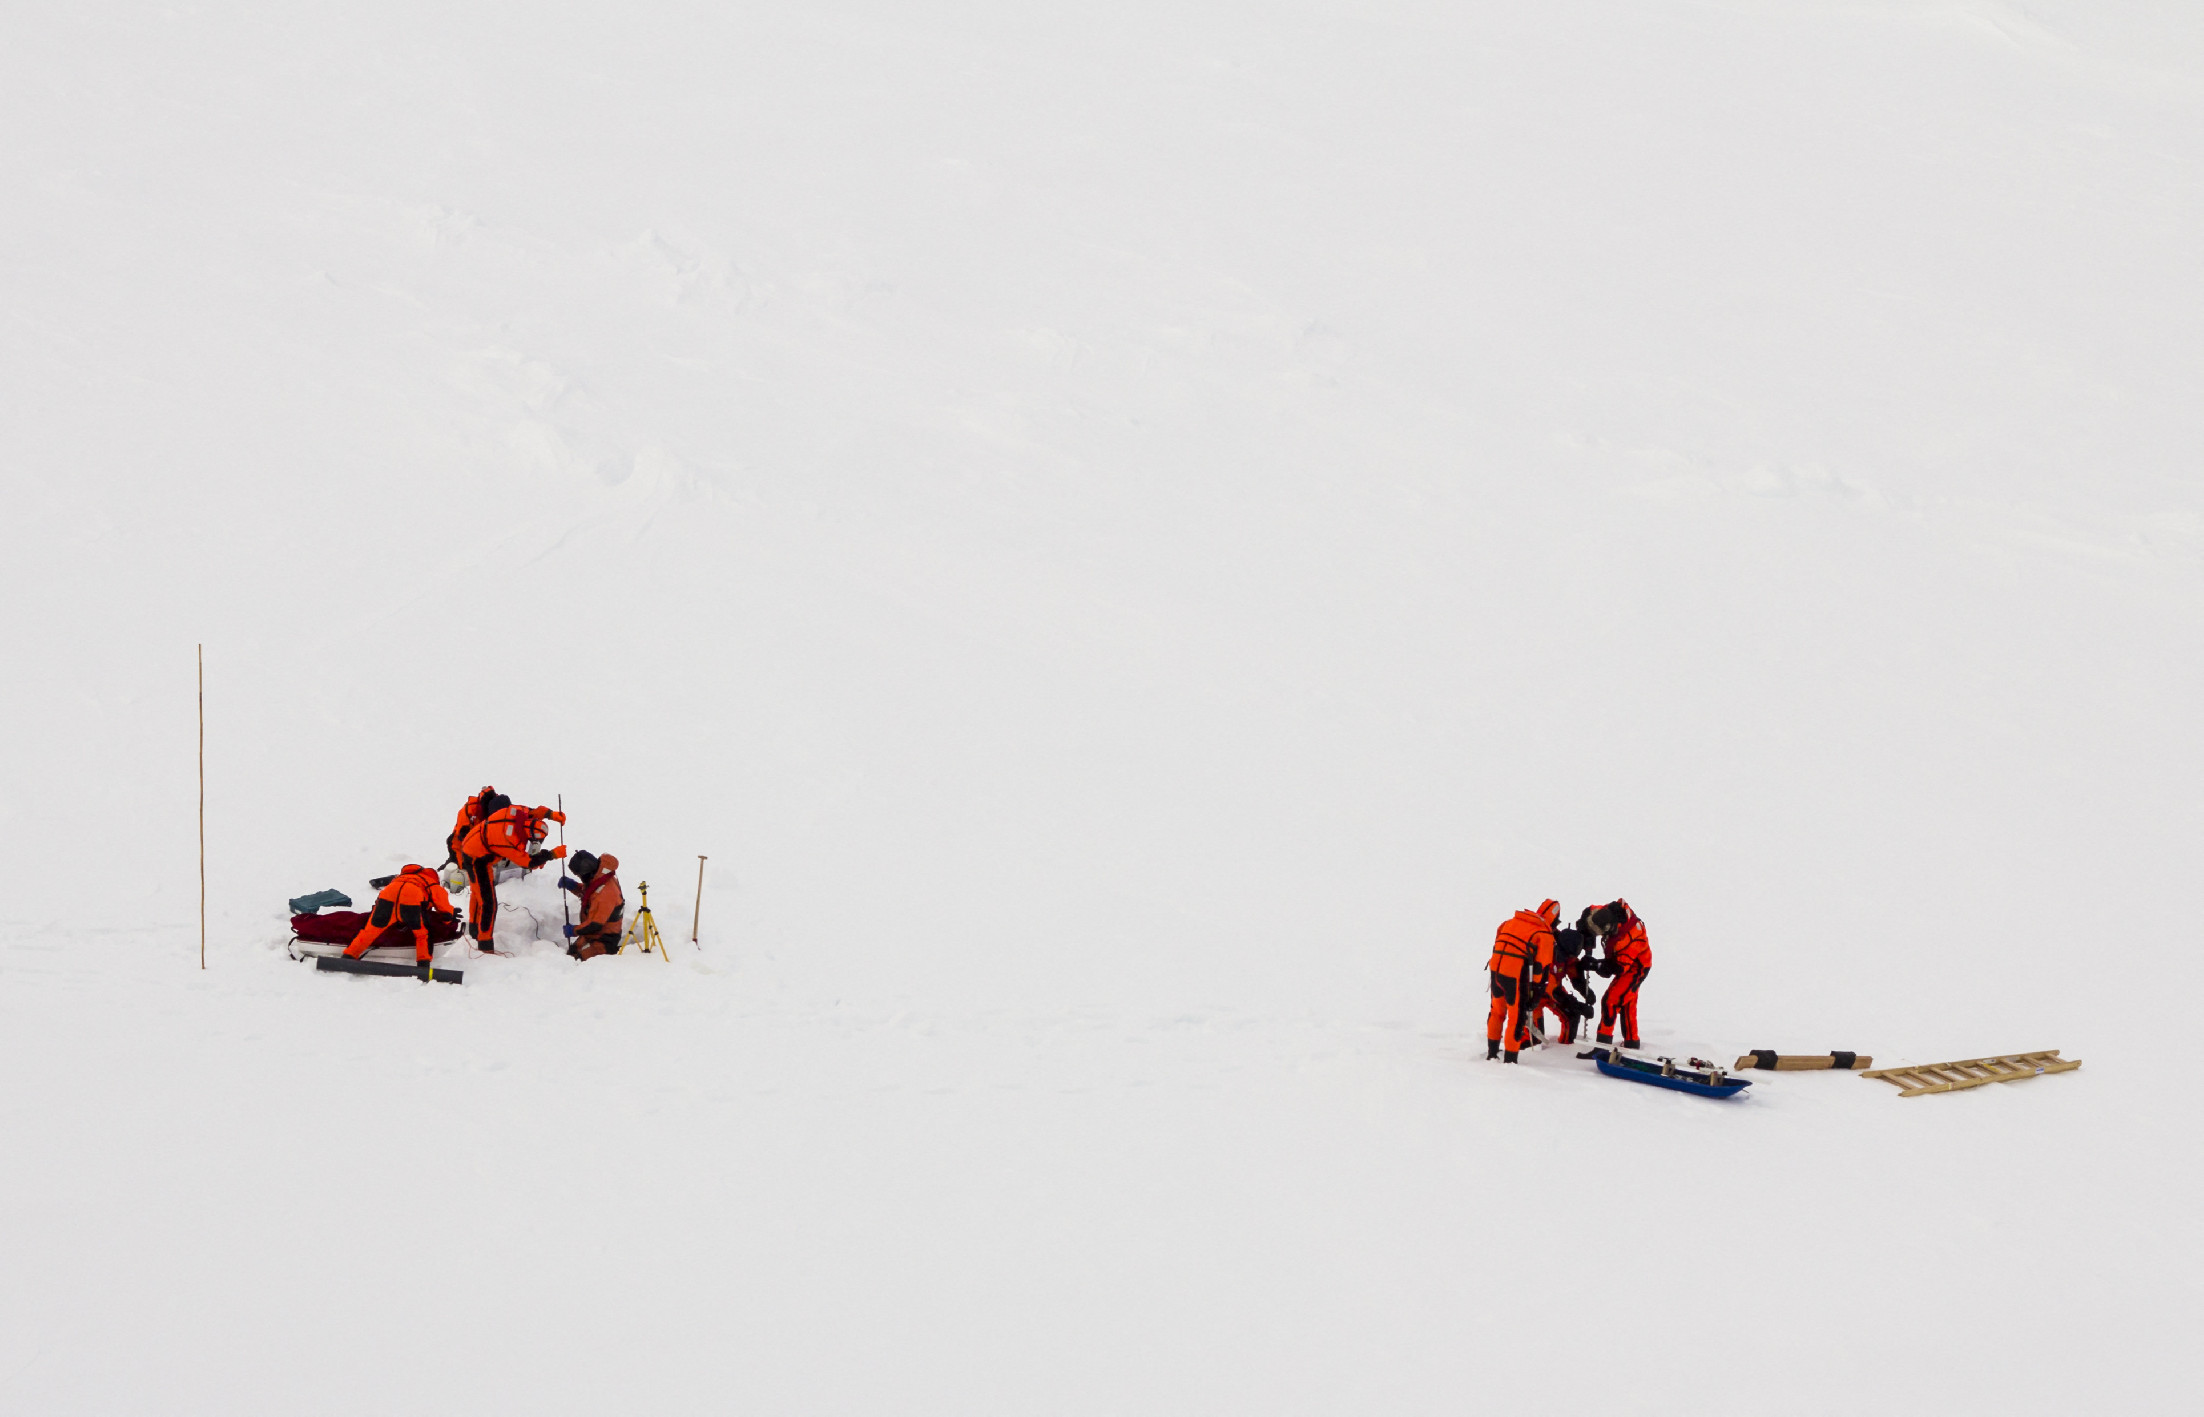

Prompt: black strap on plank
xmin=1749 ymin=1049 xmax=1778 ymax=1070
xmin=1830 ymin=1051 xmax=1857 ymax=1069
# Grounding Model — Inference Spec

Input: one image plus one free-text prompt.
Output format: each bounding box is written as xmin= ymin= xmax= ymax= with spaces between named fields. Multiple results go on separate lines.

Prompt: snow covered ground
xmin=3 ymin=1 xmax=2200 ymax=1411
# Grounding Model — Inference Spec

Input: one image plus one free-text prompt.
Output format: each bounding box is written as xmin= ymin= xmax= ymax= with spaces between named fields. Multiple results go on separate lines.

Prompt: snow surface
xmin=3 ymin=0 xmax=2200 ymax=1410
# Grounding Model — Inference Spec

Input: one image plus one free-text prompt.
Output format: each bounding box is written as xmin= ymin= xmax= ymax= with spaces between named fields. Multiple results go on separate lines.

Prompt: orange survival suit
xmin=343 ymin=865 xmax=455 ymax=965
xmin=1533 ymin=920 xmax=1599 ymax=1046
xmin=1594 ymin=900 xmax=1652 ymax=1049
xmin=457 ymin=798 xmax=567 ymax=949
xmin=1486 ymin=899 xmax=1558 ymax=1063
xmin=563 ymin=853 xmax=625 ymax=960
xmin=444 ymin=785 xmax=498 ymax=867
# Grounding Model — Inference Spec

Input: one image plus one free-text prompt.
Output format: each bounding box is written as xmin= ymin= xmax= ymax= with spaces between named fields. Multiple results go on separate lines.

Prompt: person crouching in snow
xmin=1534 ymin=910 xmax=1600 ymax=1046
xmin=559 ymin=852 xmax=625 ymax=959
xmin=456 ymin=796 xmax=567 ymax=951
xmin=343 ymin=865 xmax=454 ymax=968
xmin=1589 ymin=899 xmax=1651 ymax=1050
xmin=1486 ymin=899 xmax=1558 ymax=1063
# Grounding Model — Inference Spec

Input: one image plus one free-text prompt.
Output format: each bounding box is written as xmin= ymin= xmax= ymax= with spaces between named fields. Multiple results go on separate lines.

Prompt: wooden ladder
xmin=1860 ymin=1050 xmax=2080 ymax=1097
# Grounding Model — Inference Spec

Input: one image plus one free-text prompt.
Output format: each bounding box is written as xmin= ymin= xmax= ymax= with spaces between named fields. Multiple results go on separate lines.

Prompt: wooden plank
xmin=1733 ymin=1053 xmax=1876 ymax=1071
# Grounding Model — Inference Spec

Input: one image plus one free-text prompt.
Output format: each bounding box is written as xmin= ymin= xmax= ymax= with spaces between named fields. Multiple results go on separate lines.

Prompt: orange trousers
xmin=345 ymin=898 xmax=432 ymax=963
xmin=1535 ymin=985 xmax=1592 ymax=1045
xmin=1598 ymin=961 xmax=1648 ymax=1044
xmin=1486 ymin=972 xmax=1530 ymax=1052
xmin=462 ymin=852 xmax=501 ymax=946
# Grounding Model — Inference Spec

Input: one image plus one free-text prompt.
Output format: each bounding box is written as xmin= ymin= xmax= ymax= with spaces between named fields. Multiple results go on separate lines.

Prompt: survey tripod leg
xmin=620 ymin=881 xmax=673 ymax=962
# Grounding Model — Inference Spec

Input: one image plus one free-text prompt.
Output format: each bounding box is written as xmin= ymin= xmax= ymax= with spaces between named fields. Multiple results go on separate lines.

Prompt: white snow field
xmin=3 ymin=0 xmax=2201 ymax=1410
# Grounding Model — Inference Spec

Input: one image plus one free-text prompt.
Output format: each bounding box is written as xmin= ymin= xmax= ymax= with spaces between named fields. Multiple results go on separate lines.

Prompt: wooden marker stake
xmin=691 ymin=855 xmax=707 ymax=948
xmin=198 ymin=644 xmax=206 ymax=970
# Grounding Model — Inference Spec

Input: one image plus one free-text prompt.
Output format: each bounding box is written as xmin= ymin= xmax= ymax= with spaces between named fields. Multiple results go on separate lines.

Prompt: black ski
xmin=315 ymin=955 xmax=464 ymax=985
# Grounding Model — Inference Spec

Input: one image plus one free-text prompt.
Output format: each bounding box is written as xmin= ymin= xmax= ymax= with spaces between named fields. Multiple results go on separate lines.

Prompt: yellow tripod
xmin=620 ymin=881 xmax=672 ymax=962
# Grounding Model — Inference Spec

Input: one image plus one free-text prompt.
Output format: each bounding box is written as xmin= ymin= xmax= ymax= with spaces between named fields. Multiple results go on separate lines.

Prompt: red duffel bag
xmin=291 ymin=909 xmax=462 ymax=945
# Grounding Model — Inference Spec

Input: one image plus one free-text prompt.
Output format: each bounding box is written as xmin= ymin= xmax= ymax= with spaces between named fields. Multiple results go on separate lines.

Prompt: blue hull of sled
xmin=1594 ymin=1057 xmax=1751 ymax=1099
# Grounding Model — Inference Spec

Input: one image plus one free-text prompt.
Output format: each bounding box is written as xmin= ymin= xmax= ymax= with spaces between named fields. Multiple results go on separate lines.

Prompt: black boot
xmin=1623 ymin=1037 xmax=1642 ymax=1050
xmin=1502 ymin=1050 xmax=1519 ymax=1064
xmin=1486 ymin=1039 xmax=1500 ymax=1061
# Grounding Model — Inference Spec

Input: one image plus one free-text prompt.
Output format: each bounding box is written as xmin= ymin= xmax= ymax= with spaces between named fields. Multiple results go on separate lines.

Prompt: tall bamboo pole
xmin=198 ymin=644 xmax=205 ymax=970
xmin=691 ymin=855 xmax=707 ymax=947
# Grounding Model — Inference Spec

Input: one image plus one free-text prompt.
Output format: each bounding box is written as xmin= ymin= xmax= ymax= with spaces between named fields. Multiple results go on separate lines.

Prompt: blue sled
xmin=1582 ymin=1049 xmax=1752 ymax=1099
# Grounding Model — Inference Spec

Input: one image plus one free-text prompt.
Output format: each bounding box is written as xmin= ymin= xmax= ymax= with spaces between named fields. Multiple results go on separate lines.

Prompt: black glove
xmin=529 ymin=849 xmax=554 ymax=869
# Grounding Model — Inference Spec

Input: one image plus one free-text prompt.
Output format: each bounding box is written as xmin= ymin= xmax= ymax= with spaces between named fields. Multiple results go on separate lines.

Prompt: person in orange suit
xmin=343 ymin=864 xmax=455 ymax=967
xmin=1486 ymin=899 xmax=1558 ymax=1063
xmin=559 ymin=851 xmax=626 ymax=959
xmin=456 ymin=796 xmax=567 ymax=951
xmin=1533 ymin=912 xmax=1599 ymax=1046
xmin=444 ymin=785 xmax=498 ymax=867
xmin=1591 ymin=899 xmax=1652 ymax=1050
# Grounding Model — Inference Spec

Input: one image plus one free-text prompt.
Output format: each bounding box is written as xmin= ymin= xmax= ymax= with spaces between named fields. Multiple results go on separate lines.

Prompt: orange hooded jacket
xmin=461 ymin=804 xmax=568 ymax=868
xmin=1488 ymin=900 xmax=1559 ymax=979
xmin=379 ymin=864 xmax=454 ymax=916
xmin=578 ymin=854 xmax=624 ymax=936
xmin=449 ymin=787 xmax=496 ymax=857
xmin=1606 ymin=902 xmax=1651 ymax=972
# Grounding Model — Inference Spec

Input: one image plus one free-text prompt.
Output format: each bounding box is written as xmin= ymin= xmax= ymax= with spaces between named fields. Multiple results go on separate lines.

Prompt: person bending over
xmin=1589 ymin=899 xmax=1651 ymax=1050
xmin=457 ymin=796 xmax=566 ymax=951
xmin=343 ymin=865 xmax=454 ymax=968
xmin=1535 ymin=912 xmax=1600 ymax=1046
xmin=1486 ymin=899 xmax=1558 ymax=1063
xmin=444 ymin=784 xmax=498 ymax=867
